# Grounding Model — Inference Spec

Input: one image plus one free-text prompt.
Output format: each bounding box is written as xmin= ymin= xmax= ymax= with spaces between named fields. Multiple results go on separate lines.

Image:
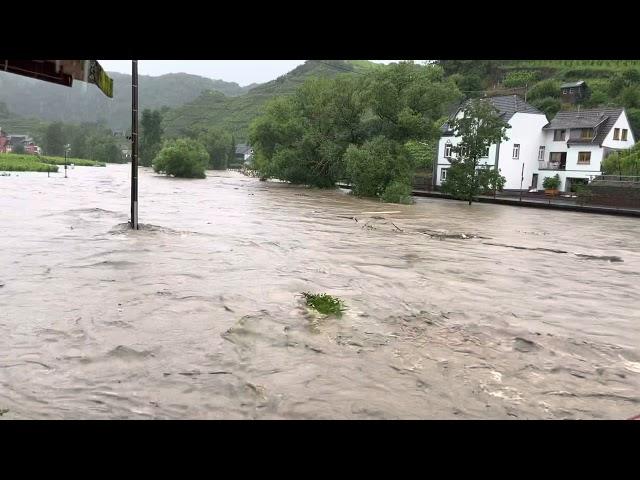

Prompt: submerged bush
xmin=381 ymin=180 xmax=413 ymax=204
xmin=153 ymin=138 xmax=208 ymax=179
xmin=301 ymin=292 xmax=345 ymax=316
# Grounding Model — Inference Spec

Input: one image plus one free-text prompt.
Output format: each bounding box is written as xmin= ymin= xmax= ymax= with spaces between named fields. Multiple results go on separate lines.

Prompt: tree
xmin=86 ymin=135 xmax=123 ymax=163
xmin=249 ymin=62 xmax=460 ymax=194
xmin=198 ymin=127 xmax=232 ymax=169
xmin=344 ymin=136 xmax=414 ymax=202
xmin=140 ymin=109 xmax=164 ymax=167
xmin=440 ymin=99 xmax=509 ymax=204
xmin=153 ymin=138 xmax=208 ymax=178
xmin=43 ymin=122 xmax=66 ymax=156
xmin=527 ymin=79 xmax=560 ymax=102
xmin=531 ymin=97 xmax=562 ymax=119
xmin=229 ymin=134 xmax=237 ymax=166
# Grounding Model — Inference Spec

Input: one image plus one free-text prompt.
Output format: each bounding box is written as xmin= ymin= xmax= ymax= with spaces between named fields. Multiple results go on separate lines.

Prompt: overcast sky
xmin=98 ymin=60 xmax=409 ymax=86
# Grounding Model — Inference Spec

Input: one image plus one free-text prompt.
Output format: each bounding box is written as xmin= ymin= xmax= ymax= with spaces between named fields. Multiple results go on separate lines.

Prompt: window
xmin=482 ymin=146 xmax=490 ymax=157
xmin=444 ymin=142 xmax=452 ymax=158
xmin=614 ymin=128 xmax=620 ymax=140
xmin=581 ymin=128 xmax=594 ymax=140
xmin=538 ymin=146 xmax=545 ymax=161
xmin=550 ymin=152 xmax=563 ymax=163
xmin=578 ymin=151 xmax=591 ymax=165
xmin=512 ymin=144 xmax=520 ymax=159
xmin=441 ymin=168 xmax=448 ymax=181
xmin=569 ymin=88 xmax=574 ymax=94
xmin=554 ymin=129 xmax=566 ymax=141
xmin=622 ymin=129 xmax=628 ymax=141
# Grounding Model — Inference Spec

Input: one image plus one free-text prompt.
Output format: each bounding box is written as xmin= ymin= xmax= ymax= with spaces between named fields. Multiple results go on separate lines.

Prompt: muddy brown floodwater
xmin=1 ymin=164 xmax=639 ymax=419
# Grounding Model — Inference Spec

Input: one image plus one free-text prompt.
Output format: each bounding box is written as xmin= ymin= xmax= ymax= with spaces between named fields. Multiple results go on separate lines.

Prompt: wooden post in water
xmin=131 ymin=60 xmax=139 ymax=230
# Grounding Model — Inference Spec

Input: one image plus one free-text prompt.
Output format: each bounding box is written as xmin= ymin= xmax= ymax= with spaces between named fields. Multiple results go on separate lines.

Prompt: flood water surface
xmin=1 ymin=164 xmax=639 ymax=419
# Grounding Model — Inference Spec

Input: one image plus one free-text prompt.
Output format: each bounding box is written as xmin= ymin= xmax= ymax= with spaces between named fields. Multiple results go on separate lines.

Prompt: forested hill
xmin=437 ymin=60 xmax=640 ymax=134
xmin=0 ymin=70 xmax=253 ymax=130
xmin=161 ymin=60 xmax=385 ymax=139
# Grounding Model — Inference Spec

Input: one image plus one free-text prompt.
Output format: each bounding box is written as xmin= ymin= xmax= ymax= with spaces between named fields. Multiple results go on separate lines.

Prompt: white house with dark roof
xmin=435 ymin=95 xmax=549 ymax=190
xmin=435 ymin=97 xmax=637 ymax=193
xmin=235 ymin=144 xmax=254 ymax=165
xmin=537 ymin=107 xmax=635 ymax=191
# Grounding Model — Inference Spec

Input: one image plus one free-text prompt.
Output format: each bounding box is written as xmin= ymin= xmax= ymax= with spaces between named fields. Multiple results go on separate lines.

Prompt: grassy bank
xmin=0 ymin=153 xmax=104 ymax=172
xmin=0 ymin=154 xmax=59 ymax=173
xmin=40 ymin=156 xmax=105 ymax=167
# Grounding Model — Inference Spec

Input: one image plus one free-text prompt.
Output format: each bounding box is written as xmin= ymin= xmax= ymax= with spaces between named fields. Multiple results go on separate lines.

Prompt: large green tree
xmin=250 ymin=62 xmax=461 ymax=196
xmin=198 ymin=127 xmax=233 ymax=169
xmin=441 ymin=99 xmax=509 ymax=204
xmin=43 ymin=122 xmax=66 ymax=156
xmin=140 ymin=109 xmax=164 ymax=167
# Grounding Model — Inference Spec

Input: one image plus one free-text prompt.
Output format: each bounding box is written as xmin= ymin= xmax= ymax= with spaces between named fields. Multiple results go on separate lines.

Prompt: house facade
xmin=537 ymin=108 xmax=635 ymax=191
xmin=435 ymin=95 xmax=548 ymax=190
xmin=235 ymin=144 xmax=254 ymax=165
xmin=434 ymin=97 xmax=636 ymax=193
xmin=560 ymin=81 xmax=589 ymax=104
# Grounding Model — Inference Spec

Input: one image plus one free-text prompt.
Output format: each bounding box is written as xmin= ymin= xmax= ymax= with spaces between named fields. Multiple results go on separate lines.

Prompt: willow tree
xmin=441 ymin=99 xmax=509 ymax=205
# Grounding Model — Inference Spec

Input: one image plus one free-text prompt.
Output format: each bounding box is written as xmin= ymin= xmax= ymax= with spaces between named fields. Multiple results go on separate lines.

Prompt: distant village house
xmin=560 ymin=81 xmax=589 ymax=103
xmin=235 ymin=144 xmax=254 ymax=165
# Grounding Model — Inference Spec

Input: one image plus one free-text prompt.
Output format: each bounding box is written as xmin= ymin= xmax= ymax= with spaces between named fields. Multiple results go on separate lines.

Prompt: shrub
xmin=301 ymin=292 xmax=345 ymax=316
xmin=503 ymin=70 xmax=538 ymax=88
xmin=153 ymin=138 xmax=209 ymax=178
xmin=527 ymin=79 xmax=561 ymax=101
xmin=543 ymin=174 xmax=561 ymax=190
xmin=381 ymin=180 xmax=413 ymax=204
xmin=531 ymin=97 xmax=562 ymax=119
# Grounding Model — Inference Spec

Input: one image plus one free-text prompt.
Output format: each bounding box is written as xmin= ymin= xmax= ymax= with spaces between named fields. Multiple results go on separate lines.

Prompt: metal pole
xmin=131 ymin=60 xmax=139 ymax=230
xmin=519 ymin=162 xmax=524 ymax=202
xmin=64 ymin=148 xmax=67 ymax=178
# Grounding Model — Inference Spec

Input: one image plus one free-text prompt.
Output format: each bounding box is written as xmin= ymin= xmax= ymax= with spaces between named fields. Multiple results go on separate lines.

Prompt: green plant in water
xmin=301 ymin=292 xmax=345 ymax=316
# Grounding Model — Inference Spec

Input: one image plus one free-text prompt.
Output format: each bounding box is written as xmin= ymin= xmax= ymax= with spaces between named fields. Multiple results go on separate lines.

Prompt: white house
xmin=235 ymin=144 xmax=254 ymax=165
xmin=537 ymin=107 xmax=635 ymax=191
xmin=435 ymin=95 xmax=549 ymax=190
xmin=434 ymin=97 xmax=637 ymax=193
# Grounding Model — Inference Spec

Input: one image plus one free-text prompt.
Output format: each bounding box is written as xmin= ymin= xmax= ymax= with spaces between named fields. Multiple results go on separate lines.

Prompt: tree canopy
xmin=250 ymin=61 xmax=461 ymax=199
xmin=440 ymin=99 xmax=509 ymax=204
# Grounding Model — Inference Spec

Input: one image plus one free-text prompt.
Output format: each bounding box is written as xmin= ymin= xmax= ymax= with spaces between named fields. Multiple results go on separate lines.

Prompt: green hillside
xmin=161 ymin=60 xmax=383 ymax=140
xmin=0 ymin=70 xmax=252 ymax=130
xmin=438 ymin=60 xmax=640 ymax=133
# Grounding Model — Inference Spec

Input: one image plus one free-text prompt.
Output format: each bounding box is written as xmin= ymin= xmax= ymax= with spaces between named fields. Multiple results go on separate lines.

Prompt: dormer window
xmin=622 ymin=129 xmax=628 ymax=141
xmin=580 ymin=128 xmax=594 ymax=140
xmin=554 ymin=129 xmax=566 ymax=141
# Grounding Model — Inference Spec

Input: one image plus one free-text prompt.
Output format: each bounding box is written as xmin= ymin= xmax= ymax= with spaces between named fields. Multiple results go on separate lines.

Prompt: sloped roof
xmin=560 ymin=81 xmax=586 ymax=89
xmin=235 ymin=144 xmax=252 ymax=155
xmin=441 ymin=95 xmax=543 ymax=135
xmin=544 ymin=108 xmax=624 ymax=145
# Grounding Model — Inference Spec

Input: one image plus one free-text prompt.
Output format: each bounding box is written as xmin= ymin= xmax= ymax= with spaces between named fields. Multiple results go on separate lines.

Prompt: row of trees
xmin=249 ymin=61 xmax=462 ymax=203
xmin=43 ymin=122 xmax=124 ymax=163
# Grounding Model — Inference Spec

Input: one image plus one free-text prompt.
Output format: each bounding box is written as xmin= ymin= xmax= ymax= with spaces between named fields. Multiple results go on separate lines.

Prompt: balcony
xmin=539 ymin=161 xmax=565 ymax=171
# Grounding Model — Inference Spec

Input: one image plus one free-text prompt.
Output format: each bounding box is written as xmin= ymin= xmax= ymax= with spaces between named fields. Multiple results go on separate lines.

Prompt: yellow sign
xmin=89 ymin=60 xmax=114 ymax=98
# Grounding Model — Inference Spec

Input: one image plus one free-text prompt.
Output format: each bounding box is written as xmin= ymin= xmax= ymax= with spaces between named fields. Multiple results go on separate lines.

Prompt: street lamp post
xmin=64 ymin=144 xmax=70 ymax=178
xmin=131 ymin=60 xmax=139 ymax=230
